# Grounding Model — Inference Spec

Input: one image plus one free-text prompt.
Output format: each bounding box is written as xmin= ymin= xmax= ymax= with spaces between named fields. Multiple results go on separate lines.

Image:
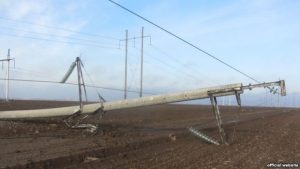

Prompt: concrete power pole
xmin=124 ymin=30 xmax=128 ymax=99
xmin=6 ymin=49 xmax=10 ymax=101
xmin=139 ymin=27 xmax=144 ymax=97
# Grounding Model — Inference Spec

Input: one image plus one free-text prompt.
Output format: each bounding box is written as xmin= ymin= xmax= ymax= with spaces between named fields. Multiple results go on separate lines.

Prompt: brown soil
xmin=0 ymin=100 xmax=299 ymax=169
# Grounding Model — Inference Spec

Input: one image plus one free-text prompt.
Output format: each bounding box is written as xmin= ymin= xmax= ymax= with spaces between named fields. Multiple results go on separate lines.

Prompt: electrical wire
xmin=141 ymin=49 xmax=214 ymax=86
xmin=9 ymin=69 xmax=46 ymax=78
xmin=0 ymin=16 xmax=120 ymax=40
xmin=0 ymin=26 xmax=120 ymax=46
xmin=0 ymin=32 xmax=120 ymax=49
xmin=149 ymin=44 xmax=222 ymax=86
xmin=80 ymin=60 xmax=106 ymax=102
xmin=0 ymin=78 xmax=156 ymax=95
xmin=107 ymin=0 xmax=261 ymax=83
xmin=129 ymin=47 xmax=198 ymax=81
xmin=9 ymin=67 xmax=55 ymax=78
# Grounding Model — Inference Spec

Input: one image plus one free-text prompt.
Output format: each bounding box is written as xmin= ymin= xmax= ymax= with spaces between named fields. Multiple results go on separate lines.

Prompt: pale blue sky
xmin=0 ymin=0 xmax=299 ymax=106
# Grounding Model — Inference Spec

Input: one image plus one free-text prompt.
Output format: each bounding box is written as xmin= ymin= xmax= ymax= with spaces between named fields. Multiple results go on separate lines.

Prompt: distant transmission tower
xmin=0 ymin=49 xmax=15 ymax=102
xmin=118 ymin=28 xmax=151 ymax=99
xmin=124 ymin=30 xmax=128 ymax=99
xmin=140 ymin=26 xmax=144 ymax=97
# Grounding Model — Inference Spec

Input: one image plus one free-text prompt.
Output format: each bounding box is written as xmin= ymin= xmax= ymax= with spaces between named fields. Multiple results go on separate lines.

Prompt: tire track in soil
xmin=68 ymin=133 xmax=197 ymax=169
xmin=8 ymin=136 xmax=171 ymax=169
xmin=1 ymin=136 xmax=105 ymax=168
xmin=68 ymin=138 xmax=186 ymax=169
xmin=65 ymin=132 xmax=208 ymax=169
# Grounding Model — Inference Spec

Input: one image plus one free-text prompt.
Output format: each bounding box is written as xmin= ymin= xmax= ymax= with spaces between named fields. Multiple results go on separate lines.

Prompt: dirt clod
xmin=168 ymin=133 xmax=176 ymax=141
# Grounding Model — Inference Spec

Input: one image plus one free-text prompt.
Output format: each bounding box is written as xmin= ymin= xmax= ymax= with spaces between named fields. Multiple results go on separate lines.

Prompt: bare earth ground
xmin=0 ymin=100 xmax=299 ymax=169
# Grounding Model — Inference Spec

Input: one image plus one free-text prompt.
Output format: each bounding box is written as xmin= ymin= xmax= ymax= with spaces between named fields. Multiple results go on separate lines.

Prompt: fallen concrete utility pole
xmin=0 ymin=80 xmax=286 ymax=144
xmin=0 ymin=80 xmax=285 ymax=120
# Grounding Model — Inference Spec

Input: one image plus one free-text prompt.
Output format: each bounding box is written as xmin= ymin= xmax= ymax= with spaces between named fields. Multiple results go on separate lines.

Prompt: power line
xmin=9 ymin=69 xmax=47 ymax=78
xmin=9 ymin=67 xmax=55 ymax=78
xmin=129 ymin=46 xmax=216 ymax=87
xmin=0 ymin=32 xmax=120 ymax=49
xmin=149 ymin=44 xmax=222 ymax=86
xmin=0 ymin=26 xmax=120 ymax=46
xmin=107 ymin=0 xmax=261 ymax=83
xmin=0 ymin=78 xmax=156 ymax=95
xmin=80 ymin=61 xmax=106 ymax=101
xmin=144 ymin=52 xmax=202 ymax=82
xmin=0 ymin=16 xmax=120 ymax=40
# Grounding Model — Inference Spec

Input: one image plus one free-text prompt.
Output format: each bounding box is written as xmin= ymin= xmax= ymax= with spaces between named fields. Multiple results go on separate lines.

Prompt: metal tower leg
xmin=209 ymin=95 xmax=227 ymax=144
xmin=76 ymin=57 xmax=83 ymax=113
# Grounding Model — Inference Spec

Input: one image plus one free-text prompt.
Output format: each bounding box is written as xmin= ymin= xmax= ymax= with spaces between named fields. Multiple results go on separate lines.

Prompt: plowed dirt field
xmin=0 ymin=100 xmax=299 ymax=169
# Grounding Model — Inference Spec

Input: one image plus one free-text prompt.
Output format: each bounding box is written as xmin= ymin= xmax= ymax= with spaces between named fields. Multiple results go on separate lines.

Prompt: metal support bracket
xmin=209 ymin=94 xmax=227 ymax=144
xmin=203 ymin=89 xmax=243 ymax=145
xmin=235 ymin=91 xmax=241 ymax=106
xmin=64 ymin=91 xmax=107 ymax=133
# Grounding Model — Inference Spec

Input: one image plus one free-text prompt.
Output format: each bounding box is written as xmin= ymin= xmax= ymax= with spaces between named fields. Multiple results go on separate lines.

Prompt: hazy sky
xmin=0 ymin=0 xmax=299 ymax=106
